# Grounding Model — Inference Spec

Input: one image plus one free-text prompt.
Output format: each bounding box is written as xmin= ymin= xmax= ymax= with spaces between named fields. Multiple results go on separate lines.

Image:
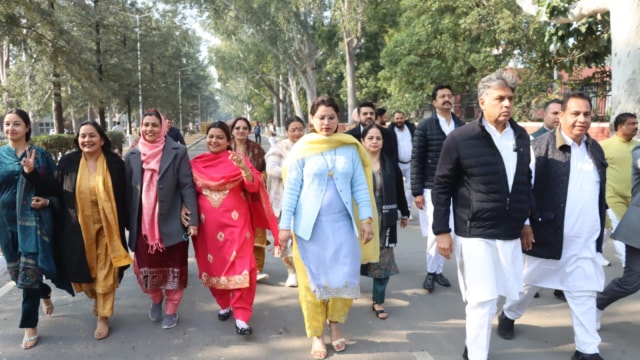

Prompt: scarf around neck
xmin=136 ymin=110 xmax=168 ymax=253
xmin=282 ymin=132 xmax=380 ymax=264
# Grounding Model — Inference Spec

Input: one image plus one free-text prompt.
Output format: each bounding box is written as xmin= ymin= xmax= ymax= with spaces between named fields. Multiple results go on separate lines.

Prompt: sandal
xmin=94 ymin=317 xmax=110 ymax=340
xmin=328 ymin=321 xmax=346 ymax=353
xmin=21 ymin=329 xmax=38 ymax=350
xmin=372 ymin=304 xmax=388 ymax=320
xmin=42 ymin=298 xmax=54 ymax=316
xmin=310 ymin=336 xmax=327 ymax=359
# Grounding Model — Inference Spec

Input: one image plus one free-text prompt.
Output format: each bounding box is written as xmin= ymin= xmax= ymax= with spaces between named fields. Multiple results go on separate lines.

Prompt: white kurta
xmin=523 ymin=132 xmax=604 ymax=292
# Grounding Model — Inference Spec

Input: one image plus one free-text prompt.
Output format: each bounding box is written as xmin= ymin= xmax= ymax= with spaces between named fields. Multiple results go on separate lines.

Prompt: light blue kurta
xmin=296 ymin=177 xmax=361 ymax=299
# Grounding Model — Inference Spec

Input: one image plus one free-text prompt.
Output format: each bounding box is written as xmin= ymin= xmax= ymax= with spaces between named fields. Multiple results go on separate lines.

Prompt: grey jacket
xmin=125 ymin=137 xmax=198 ymax=251
xmin=612 ymin=144 xmax=640 ymax=250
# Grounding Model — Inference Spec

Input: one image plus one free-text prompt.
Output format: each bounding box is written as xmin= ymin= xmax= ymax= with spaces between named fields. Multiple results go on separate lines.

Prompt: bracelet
xmin=360 ymin=219 xmax=373 ymax=224
xmin=241 ymin=170 xmax=251 ymax=177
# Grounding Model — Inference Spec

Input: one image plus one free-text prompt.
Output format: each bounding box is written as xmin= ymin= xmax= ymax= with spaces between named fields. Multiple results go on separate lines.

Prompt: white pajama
xmin=456 ymin=236 xmax=523 ymax=359
xmin=418 ymin=189 xmax=451 ymax=273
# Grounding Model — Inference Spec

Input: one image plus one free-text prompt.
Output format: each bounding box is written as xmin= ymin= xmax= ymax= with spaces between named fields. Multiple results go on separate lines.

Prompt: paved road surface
xmin=1 ymin=137 xmax=638 ymax=359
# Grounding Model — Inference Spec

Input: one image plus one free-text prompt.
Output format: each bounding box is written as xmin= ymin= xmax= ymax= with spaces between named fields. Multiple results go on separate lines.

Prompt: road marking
xmin=0 ymin=281 xmax=15 ymax=298
xmin=413 ymin=351 xmax=435 ymax=360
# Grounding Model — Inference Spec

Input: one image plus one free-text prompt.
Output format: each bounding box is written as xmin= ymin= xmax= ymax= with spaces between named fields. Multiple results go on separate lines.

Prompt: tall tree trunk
xmin=0 ymin=40 xmax=9 ymax=108
xmin=288 ymin=68 xmax=304 ymax=118
xmin=52 ymin=69 xmax=64 ymax=133
xmin=94 ymin=0 xmax=106 ymax=128
xmin=341 ymin=0 xmax=360 ymax=123
xmin=609 ymin=4 xmax=640 ymax=118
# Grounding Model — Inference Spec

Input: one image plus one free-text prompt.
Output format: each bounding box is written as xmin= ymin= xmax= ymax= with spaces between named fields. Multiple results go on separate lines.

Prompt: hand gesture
xmin=21 ymin=147 xmax=37 ymax=174
xmin=436 ymin=233 xmax=454 ymax=259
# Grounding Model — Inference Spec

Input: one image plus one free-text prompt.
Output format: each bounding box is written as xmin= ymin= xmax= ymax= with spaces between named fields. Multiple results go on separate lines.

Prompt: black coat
xmin=526 ymin=129 xmax=607 ymax=259
xmin=54 ymin=151 xmax=129 ymax=283
xmin=410 ymin=113 xmax=464 ymax=195
xmin=431 ymin=116 xmax=532 ymax=240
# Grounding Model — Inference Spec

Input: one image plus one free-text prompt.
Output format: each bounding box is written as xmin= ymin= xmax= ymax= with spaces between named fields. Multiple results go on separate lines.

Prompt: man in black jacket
xmin=498 ymin=92 xmax=606 ymax=360
xmin=431 ymin=69 xmax=532 ymax=360
xmin=388 ymin=110 xmax=415 ymax=210
xmin=410 ymin=85 xmax=464 ymax=293
xmin=345 ymin=101 xmax=398 ymax=161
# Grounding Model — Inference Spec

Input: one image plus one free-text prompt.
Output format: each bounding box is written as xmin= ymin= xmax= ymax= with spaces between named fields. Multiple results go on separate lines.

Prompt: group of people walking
xmin=2 ymin=67 xmax=639 ymax=360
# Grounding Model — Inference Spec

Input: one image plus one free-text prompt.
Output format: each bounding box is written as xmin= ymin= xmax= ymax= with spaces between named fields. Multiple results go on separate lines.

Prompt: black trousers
xmin=19 ymin=282 xmax=51 ymax=328
xmin=597 ymin=244 xmax=640 ymax=310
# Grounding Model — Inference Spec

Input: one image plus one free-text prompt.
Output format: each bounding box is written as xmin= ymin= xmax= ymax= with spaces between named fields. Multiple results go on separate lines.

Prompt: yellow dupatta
xmin=76 ymin=154 xmax=132 ymax=271
xmin=281 ymin=132 xmax=380 ymax=263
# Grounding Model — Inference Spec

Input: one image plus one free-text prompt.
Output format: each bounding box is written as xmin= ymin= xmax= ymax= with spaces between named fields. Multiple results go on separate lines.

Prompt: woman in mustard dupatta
xmin=54 ymin=121 xmax=132 ymax=340
xmin=191 ymin=121 xmax=279 ymax=336
xmin=278 ymin=96 xmax=378 ymax=359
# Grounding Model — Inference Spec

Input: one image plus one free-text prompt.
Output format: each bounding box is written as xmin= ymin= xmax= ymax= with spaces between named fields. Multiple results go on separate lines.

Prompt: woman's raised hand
xmin=21 ymin=147 xmax=37 ymax=174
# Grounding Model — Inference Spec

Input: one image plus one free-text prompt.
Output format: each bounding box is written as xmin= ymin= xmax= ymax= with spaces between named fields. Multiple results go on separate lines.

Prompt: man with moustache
xmin=388 ymin=111 xmax=416 ymax=208
xmin=432 ymin=70 xmax=532 ymax=360
xmin=599 ymin=112 xmax=639 ymax=268
xmin=531 ymin=99 xmax=562 ymax=138
xmin=498 ymin=92 xmax=606 ymax=360
xmin=411 ymin=85 xmax=465 ymax=293
xmin=346 ymin=101 xmax=398 ymax=161
xmin=375 ymin=108 xmax=388 ymax=126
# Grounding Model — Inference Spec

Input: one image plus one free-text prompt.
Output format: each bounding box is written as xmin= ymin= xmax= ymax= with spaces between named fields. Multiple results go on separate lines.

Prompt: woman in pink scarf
xmin=124 ymin=109 xmax=198 ymax=330
xmin=191 ymin=121 xmax=279 ymax=336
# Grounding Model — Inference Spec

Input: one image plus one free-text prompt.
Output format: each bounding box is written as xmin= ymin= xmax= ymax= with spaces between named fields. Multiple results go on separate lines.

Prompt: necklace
xmin=320 ymin=150 xmax=336 ymax=177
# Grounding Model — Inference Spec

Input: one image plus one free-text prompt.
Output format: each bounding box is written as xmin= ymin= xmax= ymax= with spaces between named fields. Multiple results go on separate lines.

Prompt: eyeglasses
xmin=234 ymin=126 xmax=249 ymax=131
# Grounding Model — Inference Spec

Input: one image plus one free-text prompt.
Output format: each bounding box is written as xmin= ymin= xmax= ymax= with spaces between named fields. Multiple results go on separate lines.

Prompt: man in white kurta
xmin=432 ymin=70 xmax=532 ymax=360
xmin=499 ymin=93 xmax=606 ymax=360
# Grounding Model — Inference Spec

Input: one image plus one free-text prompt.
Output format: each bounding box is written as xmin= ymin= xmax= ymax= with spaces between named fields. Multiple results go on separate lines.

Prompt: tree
xmin=379 ymin=0 xmax=553 ymax=119
xmin=516 ymin=0 xmax=640 ymax=119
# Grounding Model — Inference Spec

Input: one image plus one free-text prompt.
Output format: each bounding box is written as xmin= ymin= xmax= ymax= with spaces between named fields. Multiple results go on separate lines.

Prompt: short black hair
xmin=375 ymin=108 xmax=386 ymax=117
xmin=614 ymin=112 xmax=637 ymax=131
xmin=74 ymin=121 xmax=113 ymax=154
xmin=561 ymin=92 xmax=592 ymax=112
xmin=543 ymin=98 xmax=562 ymax=112
xmin=357 ymin=101 xmax=376 ymax=115
xmin=431 ymin=85 xmax=453 ymax=100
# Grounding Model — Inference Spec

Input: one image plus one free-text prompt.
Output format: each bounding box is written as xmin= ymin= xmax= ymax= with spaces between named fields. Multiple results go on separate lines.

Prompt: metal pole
xmin=178 ymin=65 xmax=196 ymax=132
xmin=136 ymin=15 xmax=143 ymax=121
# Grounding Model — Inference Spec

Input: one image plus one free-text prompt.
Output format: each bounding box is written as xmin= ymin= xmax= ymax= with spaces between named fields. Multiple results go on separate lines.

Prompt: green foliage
xmin=540 ymin=0 xmax=611 ymax=72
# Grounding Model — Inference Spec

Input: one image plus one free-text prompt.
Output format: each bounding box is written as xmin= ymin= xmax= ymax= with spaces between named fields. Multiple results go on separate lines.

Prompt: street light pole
xmin=178 ymin=65 xmax=196 ymax=132
xmin=116 ymin=10 xmax=152 ymax=133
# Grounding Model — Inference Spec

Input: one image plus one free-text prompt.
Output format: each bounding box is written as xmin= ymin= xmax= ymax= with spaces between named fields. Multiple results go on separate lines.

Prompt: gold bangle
xmin=360 ymin=219 xmax=373 ymax=224
xmin=242 ymin=170 xmax=251 ymax=177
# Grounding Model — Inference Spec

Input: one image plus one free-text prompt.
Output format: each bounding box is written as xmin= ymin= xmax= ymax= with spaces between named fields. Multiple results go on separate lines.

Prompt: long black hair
xmin=74 ymin=121 xmax=113 ymax=154
xmin=4 ymin=108 xmax=32 ymax=141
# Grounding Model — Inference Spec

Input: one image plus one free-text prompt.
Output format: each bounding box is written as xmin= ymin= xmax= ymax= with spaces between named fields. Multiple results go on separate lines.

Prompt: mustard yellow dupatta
xmin=282 ymin=132 xmax=380 ymax=263
xmin=76 ymin=154 xmax=132 ymax=275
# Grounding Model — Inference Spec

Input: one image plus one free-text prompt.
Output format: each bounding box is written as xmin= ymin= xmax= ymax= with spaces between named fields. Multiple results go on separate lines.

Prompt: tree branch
xmin=516 ymin=0 xmax=609 ymax=23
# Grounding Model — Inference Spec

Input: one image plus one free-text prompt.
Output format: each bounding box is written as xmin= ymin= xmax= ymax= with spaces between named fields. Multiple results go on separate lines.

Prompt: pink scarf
xmin=137 ymin=109 xmax=168 ymax=253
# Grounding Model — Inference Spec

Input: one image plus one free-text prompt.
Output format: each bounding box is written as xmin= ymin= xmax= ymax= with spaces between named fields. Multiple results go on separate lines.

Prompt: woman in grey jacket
xmin=124 ymin=109 xmax=198 ymax=330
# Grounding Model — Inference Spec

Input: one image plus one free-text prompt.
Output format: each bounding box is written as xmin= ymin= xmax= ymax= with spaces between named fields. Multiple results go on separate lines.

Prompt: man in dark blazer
xmin=345 ymin=101 xmax=398 ymax=161
xmin=387 ymin=110 xmax=415 ymax=211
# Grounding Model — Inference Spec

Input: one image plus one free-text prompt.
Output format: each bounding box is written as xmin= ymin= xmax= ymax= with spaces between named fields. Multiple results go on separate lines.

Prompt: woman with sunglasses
xmin=124 ymin=109 xmax=198 ymax=330
xmin=229 ymin=117 xmax=270 ymax=281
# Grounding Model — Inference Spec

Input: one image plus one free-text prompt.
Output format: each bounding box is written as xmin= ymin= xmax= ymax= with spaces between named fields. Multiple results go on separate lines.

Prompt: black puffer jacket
xmin=431 ymin=116 xmax=532 ymax=240
xmin=410 ymin=113 xmax=464 ymax=196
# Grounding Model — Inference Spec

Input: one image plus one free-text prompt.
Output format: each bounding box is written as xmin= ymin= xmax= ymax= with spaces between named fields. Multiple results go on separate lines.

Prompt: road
xmin=1 ymin=136 xmax=638 ymax=359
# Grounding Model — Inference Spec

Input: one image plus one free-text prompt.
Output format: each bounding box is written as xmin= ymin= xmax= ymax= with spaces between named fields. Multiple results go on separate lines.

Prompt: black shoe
xmin=497 ymin=312 xmax=515 ymax=340
xmin=554 ymin=289 xmax=567 ymax=302
xmin=218 ymin=310 xmax=232 ymax=321
xmin=571 ymin=350 xmax=604 ymax=360
xmin=235 ymin=325 xmax=253 ymax=335
xmin=423 ymin=273 xmax=435 ymax=292
xmin=435 ymin=273 xmax=451 ymax=287
xmin=462 ymin=346 xmax=491 ymax=360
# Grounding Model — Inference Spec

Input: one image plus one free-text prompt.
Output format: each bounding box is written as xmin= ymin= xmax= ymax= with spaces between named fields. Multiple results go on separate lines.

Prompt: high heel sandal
xmin=310 ymin=336 xmax=327 ymax=359
xmin=327 ymin=321 xmax=346 ymax=352
xmin=41 ymin=298 xmax=54 ymax=316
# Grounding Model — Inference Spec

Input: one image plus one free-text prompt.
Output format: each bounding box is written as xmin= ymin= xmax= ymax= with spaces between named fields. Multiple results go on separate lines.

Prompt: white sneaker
xmin=596 ymin=252 xmax=611 ymax=267
xmin=596 ymin=309 xmax=602 ymax=330
xmin=257 ymin=272 xmax=270 ymax=282
xmin=285 ymin=274 xmax=298 ymax=287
